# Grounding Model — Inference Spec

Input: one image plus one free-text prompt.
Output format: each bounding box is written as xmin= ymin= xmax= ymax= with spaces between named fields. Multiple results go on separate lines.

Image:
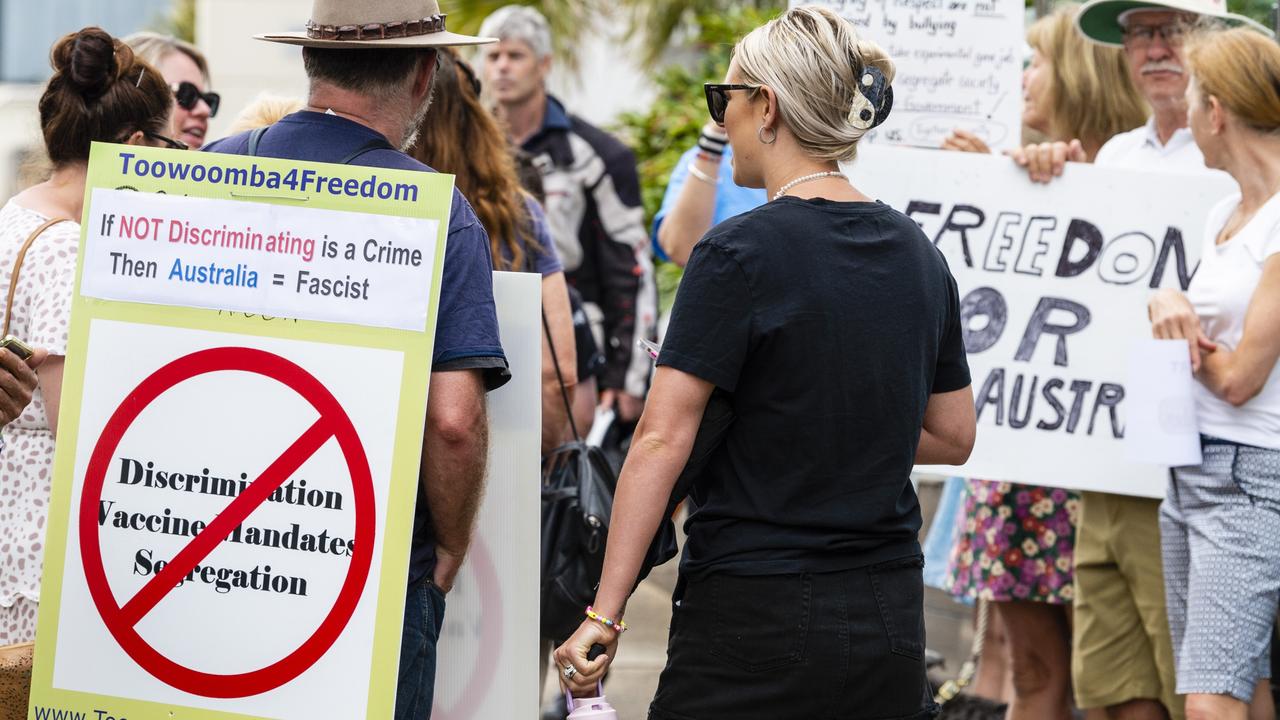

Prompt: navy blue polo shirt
xmin=205 ymin=111 xmax=509 ymax=586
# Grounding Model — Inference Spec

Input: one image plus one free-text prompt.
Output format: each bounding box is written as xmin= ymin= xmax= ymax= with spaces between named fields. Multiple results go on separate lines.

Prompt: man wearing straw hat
xmin=1016 ymin=1 xmax=1270 ymax=719
xmin=205 ymin=2 xmax=508 ymax=718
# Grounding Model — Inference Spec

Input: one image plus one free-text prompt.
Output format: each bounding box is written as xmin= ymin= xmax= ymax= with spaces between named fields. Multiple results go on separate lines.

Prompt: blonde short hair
xmin=124 ymin=31 xmax=211 ymax=85
xmin=226 ymin=94 xmax=305 ymax=134
xmin=733 ymin=5 xmax=895 ymax=161
xmin=1026 ymin=4 xmax=1147 ymax=148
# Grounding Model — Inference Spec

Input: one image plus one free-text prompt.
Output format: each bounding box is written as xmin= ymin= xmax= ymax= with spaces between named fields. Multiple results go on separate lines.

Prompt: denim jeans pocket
xmin=868 ymin=556 xmax=925 ymax=661
xmin=424 ymin=579 xmax=447 ymax=638
xmin=709 ymin=574 xmax=811 ymax=672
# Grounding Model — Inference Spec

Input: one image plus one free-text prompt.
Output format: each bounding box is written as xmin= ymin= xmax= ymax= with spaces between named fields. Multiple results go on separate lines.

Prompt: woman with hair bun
xmin=1148 ymin=26 xmax=1280 ymax=720
xmin=554 ymin=6 xmax=975 ymax=717
xmin=0 ymin=26 xmax=173 ymax=643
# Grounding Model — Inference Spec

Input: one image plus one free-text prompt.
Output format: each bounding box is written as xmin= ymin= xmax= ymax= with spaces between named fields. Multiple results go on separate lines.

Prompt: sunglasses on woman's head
xmin=171 ymin=81 xmax=220 ymax=117
xmin=704 ymin=83 xmax=758 ymax=125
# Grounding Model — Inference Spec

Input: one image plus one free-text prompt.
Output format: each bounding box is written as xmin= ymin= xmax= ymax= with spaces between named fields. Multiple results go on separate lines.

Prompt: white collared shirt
xmin=1095 ymin=118 xmax=1213 ymax=173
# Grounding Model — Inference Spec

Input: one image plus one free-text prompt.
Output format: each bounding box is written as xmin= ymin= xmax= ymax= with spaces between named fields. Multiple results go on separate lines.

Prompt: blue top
xmin=651 ymin=146 xmax=767 ymax=262
xmin=205 ymin=111 xmax=508 ymax=586
xmin=509 ymin=195 xmax=563 ymax=277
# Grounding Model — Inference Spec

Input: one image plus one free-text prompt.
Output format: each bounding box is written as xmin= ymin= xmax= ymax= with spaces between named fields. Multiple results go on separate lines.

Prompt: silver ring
xmin=562 ymin=664 xmax=578 ymax=680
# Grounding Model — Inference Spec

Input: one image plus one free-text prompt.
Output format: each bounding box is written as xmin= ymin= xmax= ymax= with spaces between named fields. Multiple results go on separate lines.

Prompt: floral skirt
xmin=943 ymin=479 xmax=1079 ymax=604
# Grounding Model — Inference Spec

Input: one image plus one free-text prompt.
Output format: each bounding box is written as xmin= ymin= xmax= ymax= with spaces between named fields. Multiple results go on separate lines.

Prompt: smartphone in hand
xmin=0 ymin=334 xmax=35 ymax=361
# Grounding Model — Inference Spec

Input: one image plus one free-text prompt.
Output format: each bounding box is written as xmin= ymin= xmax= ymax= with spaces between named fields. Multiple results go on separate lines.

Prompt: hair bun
xmin=52 ymin=27 xmax=123 ymax=101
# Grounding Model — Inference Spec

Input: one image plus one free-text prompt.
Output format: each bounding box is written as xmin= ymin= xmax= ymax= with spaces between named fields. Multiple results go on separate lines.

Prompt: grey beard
xmin=400 ymin=81 xmax=436 ymax=153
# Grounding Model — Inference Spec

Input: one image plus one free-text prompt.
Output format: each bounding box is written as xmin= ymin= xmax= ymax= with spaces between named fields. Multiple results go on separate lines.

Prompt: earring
xmin=757 ymin=125 xmax=777 ymax=145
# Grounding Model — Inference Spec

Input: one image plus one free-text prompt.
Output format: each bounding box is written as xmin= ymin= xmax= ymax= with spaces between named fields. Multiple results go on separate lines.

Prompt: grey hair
xmin=478 ymin=5 xmax=553 ymax=59
xmin=734 ymin=5 xmax=896 ymax=161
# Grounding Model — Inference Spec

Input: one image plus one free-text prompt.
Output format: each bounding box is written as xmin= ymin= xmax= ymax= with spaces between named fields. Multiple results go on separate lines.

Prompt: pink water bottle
xmin=565 ymin=684 xmax=618 ymax=720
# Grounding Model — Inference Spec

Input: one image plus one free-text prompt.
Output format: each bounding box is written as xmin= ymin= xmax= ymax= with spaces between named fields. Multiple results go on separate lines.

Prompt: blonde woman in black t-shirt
xmin=554 ymin=7 xmax=976 ymax=717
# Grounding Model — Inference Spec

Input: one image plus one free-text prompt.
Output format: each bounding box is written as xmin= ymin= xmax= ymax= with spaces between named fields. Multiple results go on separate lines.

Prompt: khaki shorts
xmin=1072 ymin=491 xmax=1184 ymax=719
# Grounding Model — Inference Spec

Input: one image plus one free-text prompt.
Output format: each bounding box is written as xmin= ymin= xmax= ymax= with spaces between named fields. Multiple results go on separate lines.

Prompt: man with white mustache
xmin=1015 ymin=1 xmax=1272 ymax=719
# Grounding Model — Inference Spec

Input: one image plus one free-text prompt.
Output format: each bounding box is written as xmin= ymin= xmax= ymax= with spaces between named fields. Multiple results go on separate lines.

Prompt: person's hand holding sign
xmin=940 ymin=128 xmax=992 ymax=154
xmin=1149 ymin=288 xmax=1216 ymax=372
xmin=0 ymin=345 xmax=46 ymax=428
xmin=1008 ymin=139 xmax=1087 ymax=183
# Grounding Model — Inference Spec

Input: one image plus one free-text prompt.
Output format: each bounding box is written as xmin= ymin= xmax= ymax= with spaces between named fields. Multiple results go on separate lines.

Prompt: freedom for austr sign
xmin=29 ymin=143 xmax=452 ymax=719
xmin=847 ymin=145 xmax=1235 ymax=497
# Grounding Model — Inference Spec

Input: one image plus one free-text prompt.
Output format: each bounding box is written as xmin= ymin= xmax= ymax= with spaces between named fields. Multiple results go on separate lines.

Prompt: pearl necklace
xmin=772 ymin=171 xmax=848 ymax=201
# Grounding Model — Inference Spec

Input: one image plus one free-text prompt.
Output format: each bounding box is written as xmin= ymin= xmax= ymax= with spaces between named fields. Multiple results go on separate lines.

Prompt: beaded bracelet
xmin=585 ymin=606 xmax=628 ymax=634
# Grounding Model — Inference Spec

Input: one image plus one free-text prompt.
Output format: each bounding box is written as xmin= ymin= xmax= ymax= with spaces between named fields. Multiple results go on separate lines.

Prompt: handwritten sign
xmin=797 ymin=0 xmax=1025 ymax=151
xmin=846 ymin=145 xmax=1234 ymax=497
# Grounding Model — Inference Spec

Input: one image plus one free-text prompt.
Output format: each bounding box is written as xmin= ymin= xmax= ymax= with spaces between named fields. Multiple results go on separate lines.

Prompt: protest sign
xmin=847 ymin=145 xmax=1234 ymax=496
xmin=797 ymin=0 xmax=1024 ymax=151
xmin=29 ymin=142 xmax=450 ymax=720
xmin=433 ymin=272 xmax=541 ymax=720
xmin=1125 ymin=339 xmax=1201 ymax=467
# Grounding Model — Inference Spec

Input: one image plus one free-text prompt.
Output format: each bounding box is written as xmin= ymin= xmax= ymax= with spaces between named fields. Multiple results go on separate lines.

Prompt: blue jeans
xmin=395 ymin=576 xmax=447 ymax=720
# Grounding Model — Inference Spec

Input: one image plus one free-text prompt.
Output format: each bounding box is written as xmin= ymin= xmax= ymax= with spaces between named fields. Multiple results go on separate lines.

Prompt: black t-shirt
xmin=659 ymin=197 xmax=971 ymax=578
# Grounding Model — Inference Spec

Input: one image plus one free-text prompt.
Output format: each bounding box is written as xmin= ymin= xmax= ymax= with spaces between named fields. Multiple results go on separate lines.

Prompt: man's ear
xmin=414 ymin=50 xmax=439 ymax=99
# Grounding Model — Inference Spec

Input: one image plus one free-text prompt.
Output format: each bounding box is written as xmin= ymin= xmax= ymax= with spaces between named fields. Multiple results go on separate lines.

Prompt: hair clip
xmin=135 ymin=68 xmax=145 ymax=87
xmin=848 ymin=65 xmax=893 ymax=131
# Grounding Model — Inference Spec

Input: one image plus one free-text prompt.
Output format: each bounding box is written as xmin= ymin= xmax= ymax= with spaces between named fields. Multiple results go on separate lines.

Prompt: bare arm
xmin=38 ymin=354 xmax=64 ymax=438
xmin=422 ymin=368 xmax=488 ymax=591
xmin=916 ymin=385 xmax=976 ymax=465
xmin=542 ymin=271 xmax=577 ymax=451
xmin=1196 ymin=255 xmax=1280 ymax=406
xmin=554 ymin=366 xmax=712 ymax=693
xmin=657 ymin=151 xmax=721 ymax=267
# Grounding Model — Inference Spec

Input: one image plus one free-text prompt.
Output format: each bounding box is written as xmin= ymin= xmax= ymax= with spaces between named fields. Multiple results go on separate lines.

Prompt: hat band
xmin=305 ymin=14 xmax=447 ymax=41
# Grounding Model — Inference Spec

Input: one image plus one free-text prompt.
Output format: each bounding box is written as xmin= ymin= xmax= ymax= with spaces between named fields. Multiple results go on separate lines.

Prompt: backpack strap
xmin=246 ymin=125 xmax=269 ymax=157
xmin=338 ymin=137 xmax=396 ymax=165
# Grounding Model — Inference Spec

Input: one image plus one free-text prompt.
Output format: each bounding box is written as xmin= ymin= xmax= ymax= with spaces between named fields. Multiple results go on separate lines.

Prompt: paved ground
xmin=540 ymin=479 xmax=971 ymax=719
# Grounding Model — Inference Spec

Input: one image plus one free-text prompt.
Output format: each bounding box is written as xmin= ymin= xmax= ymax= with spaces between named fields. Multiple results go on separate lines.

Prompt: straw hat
xmin=1077 ymin=0 xmax=1273 ymax=46
xmin=256 ymin=0 xmax=496 ymax=49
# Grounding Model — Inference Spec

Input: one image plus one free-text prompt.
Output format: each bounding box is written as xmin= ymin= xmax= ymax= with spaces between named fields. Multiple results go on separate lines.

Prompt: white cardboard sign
xmin=847 ymin=145 xmax=1234 ymax=496
xmin=433 ymin=272 xmax=542 ymax=719
xmin=797 ymin=0 xmax=1025 ymax=151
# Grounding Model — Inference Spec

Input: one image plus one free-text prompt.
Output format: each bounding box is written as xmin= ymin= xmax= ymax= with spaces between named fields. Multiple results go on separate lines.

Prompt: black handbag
xmin=540 ymin=312 xmax=617 ymax=641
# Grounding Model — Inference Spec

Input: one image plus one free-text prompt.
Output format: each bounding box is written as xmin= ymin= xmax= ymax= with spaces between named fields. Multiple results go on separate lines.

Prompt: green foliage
xmin=612 ymin=7 xmax=779 ymax=237
xmin=616 ymin=0 xmax=787 ymax=67
xmin=1228 ymin=0 xmax=1275 ymax=26
xmin=610 ymin=7 xmax=781 ymax=311
xmin=151 ymin=0 xmax=196 ymax=42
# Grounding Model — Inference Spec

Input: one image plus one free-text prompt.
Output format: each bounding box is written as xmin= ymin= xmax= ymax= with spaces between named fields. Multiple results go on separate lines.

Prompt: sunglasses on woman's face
xmin=171 ymin=81 xmax=220 ymax=117
xmin=704 ymin=83 xmax=758 ymax=125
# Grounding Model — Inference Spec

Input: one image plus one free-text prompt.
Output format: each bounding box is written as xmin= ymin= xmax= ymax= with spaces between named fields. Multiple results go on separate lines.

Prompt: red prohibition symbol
xmin=79 ymin=347 xmax=375 ymax=698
